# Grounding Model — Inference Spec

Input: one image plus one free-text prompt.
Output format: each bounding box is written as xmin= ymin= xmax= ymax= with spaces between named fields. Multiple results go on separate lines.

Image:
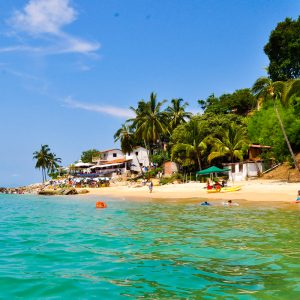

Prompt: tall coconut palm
xmin=47 ymin=153 xmax=62 ymax=175
xmin=128 ymin=92 xmax=169 ymax=166
xmin=207 ymin=125 xmax=249 ymax=163
xmin=114 ymin=124 xmax=143 ymax=173
xmin=166 ymin=98 xmax=192 ymax=131
xmin=33 ymin=145 xmax=52 ymax=183
xmin=252 ymin=77 xmax=300 ymax=171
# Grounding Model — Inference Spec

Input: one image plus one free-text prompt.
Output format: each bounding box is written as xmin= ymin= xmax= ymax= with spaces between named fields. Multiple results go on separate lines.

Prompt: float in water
xmin=96 ymin=201 xmax=107 ymax=209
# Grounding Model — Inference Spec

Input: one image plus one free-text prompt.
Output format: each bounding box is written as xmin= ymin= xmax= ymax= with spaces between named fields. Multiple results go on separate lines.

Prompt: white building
xmin=224 ymin=144 xmax=273 ymax=182
xmin=224 ymin=161 xmax=265 ymax=182
xmin=101 ymin=149 xmax=124 ymax=161
xmin=126 ymin=146 xmax=149 ymax=172
xmin=90 ymin=147 xmax=149 ymax=176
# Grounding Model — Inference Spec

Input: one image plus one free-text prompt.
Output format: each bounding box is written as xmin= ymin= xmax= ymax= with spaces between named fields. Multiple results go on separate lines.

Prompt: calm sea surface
xmin=0 ymin=194 xmax=299 ymax=299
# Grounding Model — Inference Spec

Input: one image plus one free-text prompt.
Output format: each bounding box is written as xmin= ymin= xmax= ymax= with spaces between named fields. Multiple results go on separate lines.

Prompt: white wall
xmin=102 ymin=149 xmax=124 ymax=161
xmin=227 ymin=162 xmax=264 ymax=182
xmin=126 ymin=147 xmax=149 ymax=172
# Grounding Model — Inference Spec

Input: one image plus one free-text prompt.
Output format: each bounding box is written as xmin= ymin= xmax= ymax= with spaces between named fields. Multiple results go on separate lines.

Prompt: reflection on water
xmin=0 ymin=194 xmax=299 ymax=299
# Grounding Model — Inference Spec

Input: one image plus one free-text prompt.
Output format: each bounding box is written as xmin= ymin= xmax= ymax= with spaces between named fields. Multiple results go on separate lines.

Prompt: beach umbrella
xmin=74 ymin=162 xmax=94 ymax=168
xmin=196 ymin=166 xmax=230 ymax=180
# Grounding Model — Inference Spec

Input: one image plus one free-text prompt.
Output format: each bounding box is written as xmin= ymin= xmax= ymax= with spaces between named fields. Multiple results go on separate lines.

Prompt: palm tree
xmin=166 ymin=98 xmax=192 ymax=130
xmin=252 ymin=77 xmax=300 ymax=171
xmin=33 ymin=145 xmax=52 ymax=183
xmin=207 ymin=124 xmax=248 ymax=163
xmin=114 ymin=124 xmax=143 ymax=173
xmin=47 ymin=153 xmax=62 ymax=175
xmin=128 ymin=92 xmax=169 ymax=166
xmin=171 ymin=119 xmax=207 ymax=170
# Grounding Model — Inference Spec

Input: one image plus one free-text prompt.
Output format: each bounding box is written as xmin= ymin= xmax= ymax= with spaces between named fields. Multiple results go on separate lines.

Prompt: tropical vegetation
xmin=33 ymin=145 xmax=62 ymax=182
xmin=113 ymin=16 xmax=300 ymax=175
xmin=32 ymin=16 xmax=300 ymax=181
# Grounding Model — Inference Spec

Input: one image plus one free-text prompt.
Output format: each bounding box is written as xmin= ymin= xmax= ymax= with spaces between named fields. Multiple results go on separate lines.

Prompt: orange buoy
xmin=96 ymin=201 xmax=107 ymax=209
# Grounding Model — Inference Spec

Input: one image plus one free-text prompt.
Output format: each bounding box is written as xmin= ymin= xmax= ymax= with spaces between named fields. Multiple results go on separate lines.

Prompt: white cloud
xmin=0 ymin=45 xmax=42 ymax=53
xmin=10 ymin=0 xmax=76 ymax=34
xmin=3 ymin=0 xmax=100 ymax=55
xmin=56 ymin=32 xmax=100 ymax=54
xmin=64 ymin=97 xmax=134 ymax=118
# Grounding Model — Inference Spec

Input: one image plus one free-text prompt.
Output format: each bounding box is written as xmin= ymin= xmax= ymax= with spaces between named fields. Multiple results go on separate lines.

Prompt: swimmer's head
xmin=228 ymin=200 xmax=232 ymax=203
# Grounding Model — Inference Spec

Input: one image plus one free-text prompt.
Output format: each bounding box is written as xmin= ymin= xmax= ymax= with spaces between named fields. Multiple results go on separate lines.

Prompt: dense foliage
xmin=80 ymin=149 xmax=100 ymax=163
xmin=112 ymin=16 xmax=300 ymax=175
xmin=264 ymin=17 xmax=300 ymax=81
xmin=198 ymin=89 xmax=256 ymax=116
xmin=247 ymin=102 xmax=300 ymax=162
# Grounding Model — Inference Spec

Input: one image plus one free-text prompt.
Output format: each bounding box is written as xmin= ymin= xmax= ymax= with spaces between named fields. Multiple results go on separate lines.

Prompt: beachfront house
xmin=90 ymin=147 xmax=149 ymax=176
xmin=223 ymin=144 xmax=272 ymax=181
xmin=125 ymin=146 xmax=149 ymax=173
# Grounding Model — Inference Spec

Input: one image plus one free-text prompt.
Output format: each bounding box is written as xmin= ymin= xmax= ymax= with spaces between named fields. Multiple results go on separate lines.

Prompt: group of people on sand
xmin=206 ymin=178 xmax=226 ymax=190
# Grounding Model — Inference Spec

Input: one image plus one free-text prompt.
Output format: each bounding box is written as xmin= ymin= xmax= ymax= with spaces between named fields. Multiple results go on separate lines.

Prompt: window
xmin=113 ymin=153 xmax=117 ymax=157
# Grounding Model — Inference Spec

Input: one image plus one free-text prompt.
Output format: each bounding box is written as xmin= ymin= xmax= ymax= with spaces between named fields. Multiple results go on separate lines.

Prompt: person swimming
xmin=200 ymin=201 xmax=211 ymax=206
xmin=223 ymin=200 xmax=239 ymax=206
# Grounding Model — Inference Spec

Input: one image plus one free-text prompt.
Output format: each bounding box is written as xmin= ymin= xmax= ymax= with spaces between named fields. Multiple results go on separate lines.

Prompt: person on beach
xmin=206 ymin=179 xmax=213 ymax=190
xmin=149 ymin=181 xmax=153 ymax=193
xmin=296 ymin=190 xmax=300 ymax=202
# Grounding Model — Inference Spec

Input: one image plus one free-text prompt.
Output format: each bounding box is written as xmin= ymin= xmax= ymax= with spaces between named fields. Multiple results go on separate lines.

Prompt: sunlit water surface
xmin=0 ymin=194 xmax=299 ymax=299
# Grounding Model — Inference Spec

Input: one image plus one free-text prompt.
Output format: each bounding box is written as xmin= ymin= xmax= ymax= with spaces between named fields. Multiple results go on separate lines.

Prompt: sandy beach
xmin=79 ymin=179 xmax=300 ymax=203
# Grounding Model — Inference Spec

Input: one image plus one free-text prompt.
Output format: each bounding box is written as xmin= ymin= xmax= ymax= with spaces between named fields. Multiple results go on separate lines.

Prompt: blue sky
xmin=0 ymin=0 xmax=299 ymax=187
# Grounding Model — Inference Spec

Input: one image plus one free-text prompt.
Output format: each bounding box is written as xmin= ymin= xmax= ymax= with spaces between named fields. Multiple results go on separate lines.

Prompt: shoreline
xmin=77 ymin=179 xmax=300 ymax=204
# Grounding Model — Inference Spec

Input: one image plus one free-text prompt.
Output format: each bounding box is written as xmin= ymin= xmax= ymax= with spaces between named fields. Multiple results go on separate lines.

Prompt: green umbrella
xmin=196 ymin=166 xmax=230 ymax=175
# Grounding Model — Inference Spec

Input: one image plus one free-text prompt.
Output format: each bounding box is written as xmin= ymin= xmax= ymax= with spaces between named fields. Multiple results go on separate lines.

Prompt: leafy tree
xmin=198 ymin=94 xmax=225 ymax=114
xmin=198 ymin=89 xmax=256 ymax=116
xmin=171 ymin=118 xmax=208 ymax=170
xmin=264 ymin=17 xmax=300 ymax=81
xmin=248 ymin=102 xmax=300 ymax=162
xmin=114 ymin=124 xmax=144 ymax=173
xmin=171 ymin=143 xmax=198 ymax=171
xmin=207 ymin=124 xmax=249 ymax=163
xmin=252 ymin=77 xmax=300 ymax=171
xmin=166 ymin=98 xmax=192 ymax=130
xmin=81 ymin=149 xmax=99 ymax=163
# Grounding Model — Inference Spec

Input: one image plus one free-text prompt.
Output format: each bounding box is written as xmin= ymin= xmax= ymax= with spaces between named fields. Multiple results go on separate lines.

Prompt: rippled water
xmin=0 ymin=194 xmax=299 ymax=299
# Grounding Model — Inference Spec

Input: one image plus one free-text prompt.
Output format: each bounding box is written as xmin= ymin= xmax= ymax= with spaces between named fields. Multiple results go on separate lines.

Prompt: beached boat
xmin=207 ymin=186 xmax=241 ymax=193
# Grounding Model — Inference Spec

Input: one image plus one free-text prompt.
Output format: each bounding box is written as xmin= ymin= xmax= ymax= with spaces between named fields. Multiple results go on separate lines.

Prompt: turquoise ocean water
xmin=0 ymin=194 xmax=299 ymax=299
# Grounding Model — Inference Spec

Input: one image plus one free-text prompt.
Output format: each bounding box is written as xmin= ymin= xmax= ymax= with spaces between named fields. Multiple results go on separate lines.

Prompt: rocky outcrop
xmin=38 ymin=187 xmax=78 ymax=196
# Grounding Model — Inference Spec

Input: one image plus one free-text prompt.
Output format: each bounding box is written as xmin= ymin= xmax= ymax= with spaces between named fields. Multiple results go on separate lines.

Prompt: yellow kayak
xmin=207 ymin=186 xmax=241 ymax=193
xmin=222 ymin=186 xmax=241 ymax=192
